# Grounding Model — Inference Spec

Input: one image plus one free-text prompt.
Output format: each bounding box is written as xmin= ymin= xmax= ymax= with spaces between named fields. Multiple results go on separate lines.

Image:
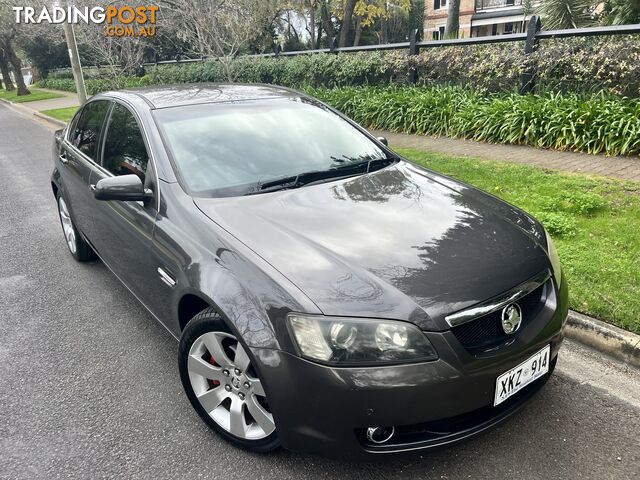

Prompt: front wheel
xmin=178 ymin=308 xmax=279 ymax=453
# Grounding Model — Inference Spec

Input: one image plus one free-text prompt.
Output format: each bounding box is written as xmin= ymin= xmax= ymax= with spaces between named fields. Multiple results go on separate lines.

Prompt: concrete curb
xmin=33 ymin=111 xmax=66 ymax=128
xmin=0 ymin=98 xmax=68 ymax=129
xmin=565 ymin=311 xmax=640 ymax=369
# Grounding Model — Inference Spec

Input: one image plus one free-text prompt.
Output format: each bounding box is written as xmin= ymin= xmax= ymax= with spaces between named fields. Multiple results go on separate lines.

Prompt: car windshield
xmin=153 ymin=98 xmax=390 ymax=197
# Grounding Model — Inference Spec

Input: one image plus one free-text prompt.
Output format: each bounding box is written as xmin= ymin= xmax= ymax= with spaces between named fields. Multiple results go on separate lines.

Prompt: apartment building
xmin=424 ymin=0 xmax=538 ymax=40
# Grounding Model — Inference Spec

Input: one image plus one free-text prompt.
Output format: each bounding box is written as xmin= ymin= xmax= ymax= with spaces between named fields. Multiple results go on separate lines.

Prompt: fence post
xmin=520 ymin=15 xmax=541 ymax=94
xmin=329 ymin=36 xmax=337 ymax=54
xmin=409 ymin=28 xmax=420 ymax=85
xmin=274 ymin=44 xmax=281 ymax=57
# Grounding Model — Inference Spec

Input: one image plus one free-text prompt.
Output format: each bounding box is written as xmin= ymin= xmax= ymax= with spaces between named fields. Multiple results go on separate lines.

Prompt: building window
xmin=434 ymin=0 xmax=447 ymax=10
xmin=433 ymin=25 xmax=446 ymax=40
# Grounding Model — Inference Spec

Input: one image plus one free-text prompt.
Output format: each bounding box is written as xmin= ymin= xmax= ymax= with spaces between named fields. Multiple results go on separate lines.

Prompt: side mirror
xmin=377 ymin=136 xmax=388 ymax=146
xmin=93 ymin=174 xmax=152 ymax=202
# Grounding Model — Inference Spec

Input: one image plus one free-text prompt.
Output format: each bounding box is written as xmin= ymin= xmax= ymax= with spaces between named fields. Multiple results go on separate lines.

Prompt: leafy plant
xmin=541 ymin=0 xmax=598 ymax=30
xmin=307 ymin=85 xmax=640 ymax=156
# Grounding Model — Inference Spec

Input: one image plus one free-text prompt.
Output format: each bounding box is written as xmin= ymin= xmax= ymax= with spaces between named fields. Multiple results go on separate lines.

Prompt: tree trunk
xmin=380 ymin=15 xmax=388 ymax=44
xmin=0 ymin=49 xmax=15 ymax=91
xmin=353 ymin=16 xmax=362 ymax=46
xmin=338 ymin=0 xmax=358 ymax=48
xmin=445 ymin=0 xmax=461 ymax=39
xmin=309 ymin=1 xmax=317 ymax=49
xmin=320 ymin=1 xmax=336 ymax=43
xmin=1 ymin=39 xmax=30 ymax=96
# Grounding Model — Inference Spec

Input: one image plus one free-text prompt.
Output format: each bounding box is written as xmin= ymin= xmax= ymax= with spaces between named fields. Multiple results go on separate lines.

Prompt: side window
xmin=69 ymin=100 xmax=110 ymax=160
xmin=102 ymin=103 xmax=150 ymax=182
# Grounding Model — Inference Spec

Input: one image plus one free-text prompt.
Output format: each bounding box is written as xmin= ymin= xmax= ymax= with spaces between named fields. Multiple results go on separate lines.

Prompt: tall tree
xmin=0 ymin=0 xmax=30 ymax=95
xmin=353 ymin=0 xmax=411 ymax=45
xmin=161 ymin=0 xmax=279 ymax=80
xmin=445 ymin=0 xmax=460 ymax=38
xmin=541 ymin=0 xmax=597 ymax=29
xmin=338 ymin=0 xmax=358 ymax=47
xmin=0 ymin=48 xmax=15 ymax=91
xmin=320 ymin=0 xmax=337 ymax=43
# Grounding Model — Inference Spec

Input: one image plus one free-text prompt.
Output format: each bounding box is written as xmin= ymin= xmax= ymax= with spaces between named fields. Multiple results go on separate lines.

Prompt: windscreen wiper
xmin=245 ymin=157 xmax=397 ymax=195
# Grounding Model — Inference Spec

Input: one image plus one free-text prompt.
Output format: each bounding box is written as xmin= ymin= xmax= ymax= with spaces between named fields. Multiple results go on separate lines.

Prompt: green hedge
xmin=308 ymin=86 xmax=640 ymax=156
xmin=36 ymin=76 xmax=150 ymax=95
xmin=40 ymin=36 xmax=640 ymax=96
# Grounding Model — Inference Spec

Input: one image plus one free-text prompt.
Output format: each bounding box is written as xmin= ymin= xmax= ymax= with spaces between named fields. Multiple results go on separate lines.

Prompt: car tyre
xmin=179 ymin=308 xmax=280 ymax=453
xmin=56 ymin=191 xmax=96 ymax=262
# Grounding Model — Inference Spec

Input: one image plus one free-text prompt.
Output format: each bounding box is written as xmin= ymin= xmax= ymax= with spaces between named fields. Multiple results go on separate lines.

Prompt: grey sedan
xmin=51 ymin=84 xmax=568 ymax=460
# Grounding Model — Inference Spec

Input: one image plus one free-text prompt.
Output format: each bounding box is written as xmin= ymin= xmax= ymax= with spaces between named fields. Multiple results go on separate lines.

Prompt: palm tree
xmin=541 ymin=0 xmax=597 ymax=29
xmin=603 ymin=0 xmax=640 ymax=25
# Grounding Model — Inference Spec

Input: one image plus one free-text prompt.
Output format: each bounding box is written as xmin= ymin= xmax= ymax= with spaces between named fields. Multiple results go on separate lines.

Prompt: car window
xmin=69 ymin=100 xmax=110 ymax=160
xmin=102 ymin=103 xmax=149 ymax=182
xmin=154 ymin=98 xmax=387 ymax=196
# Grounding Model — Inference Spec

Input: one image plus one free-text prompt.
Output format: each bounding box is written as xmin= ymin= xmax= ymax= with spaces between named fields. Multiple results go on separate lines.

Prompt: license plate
xmin=494 ymin=345 xmax=550 ymax=406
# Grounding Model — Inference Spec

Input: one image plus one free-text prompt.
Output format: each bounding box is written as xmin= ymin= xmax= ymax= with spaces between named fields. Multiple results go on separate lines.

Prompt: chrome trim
xmin=445 ymin=270 xmax=551 ymax=328
xmin=157 ymin=267 xmax=176 ymax=287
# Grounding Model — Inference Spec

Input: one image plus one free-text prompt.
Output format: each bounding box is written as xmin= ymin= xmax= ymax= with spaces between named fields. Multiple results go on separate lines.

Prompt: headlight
xmin=545 ymin=230 xmax=562 ymax=285
xmin=287 ymin=314 xmax=438 ymax=365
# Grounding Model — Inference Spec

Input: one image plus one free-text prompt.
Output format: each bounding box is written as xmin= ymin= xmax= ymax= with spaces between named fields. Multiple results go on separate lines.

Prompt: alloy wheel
xmin=187 ymin=331 xmax=275 ymax=440
xmin=58 ymin=197 xmax=77 ymax=255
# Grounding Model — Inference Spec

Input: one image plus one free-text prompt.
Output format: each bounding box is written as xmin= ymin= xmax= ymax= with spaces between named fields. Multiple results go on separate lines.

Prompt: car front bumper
xmin=251 ymin=277 xmax=568 ymax=460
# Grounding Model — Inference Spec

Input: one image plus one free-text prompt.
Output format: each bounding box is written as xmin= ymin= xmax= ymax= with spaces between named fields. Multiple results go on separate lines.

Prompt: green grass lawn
xmin=40 ymin=106 xmax=78 ymax=122
xmin=397 ymin=147 xmax=640 ymax=335
xmin=0 ymin=88 xmax=63 ymax=103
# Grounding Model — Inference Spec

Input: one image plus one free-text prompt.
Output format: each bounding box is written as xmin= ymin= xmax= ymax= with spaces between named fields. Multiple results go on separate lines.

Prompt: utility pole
xmin=62 ymin=21 xmax=87 ymax=105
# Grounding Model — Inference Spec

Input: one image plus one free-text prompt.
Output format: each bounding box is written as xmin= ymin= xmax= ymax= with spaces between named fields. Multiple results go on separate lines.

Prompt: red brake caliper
xmin=209 ymin=355 xmax=221 ymax=387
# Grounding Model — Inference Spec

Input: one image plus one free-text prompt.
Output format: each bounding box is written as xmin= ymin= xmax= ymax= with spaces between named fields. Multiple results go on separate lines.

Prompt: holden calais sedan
xmin=51 ymin=84 xmax=567 ymax=459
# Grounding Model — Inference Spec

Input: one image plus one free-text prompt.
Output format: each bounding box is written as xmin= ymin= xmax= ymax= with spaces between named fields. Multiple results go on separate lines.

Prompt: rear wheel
xmin=179 ymin=309 xmax=279 ymax=453
xmin=56 ymin=192 xmax=95 ymax=262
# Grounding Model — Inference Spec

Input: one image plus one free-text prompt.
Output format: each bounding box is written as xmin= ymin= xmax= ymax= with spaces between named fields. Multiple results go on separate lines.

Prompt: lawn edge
xmin=566 ymin=311 xmax=640 ymax=369
xmin=34 ymin=111 xmax=67 ymax=128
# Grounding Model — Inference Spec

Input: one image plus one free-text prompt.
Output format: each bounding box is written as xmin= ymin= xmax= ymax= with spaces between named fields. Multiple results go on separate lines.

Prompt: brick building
xmin=424 ymin=0 xmax=539 ymax=40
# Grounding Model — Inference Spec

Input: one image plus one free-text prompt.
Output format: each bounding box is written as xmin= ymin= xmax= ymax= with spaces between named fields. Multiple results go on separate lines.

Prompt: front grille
xmin=451 ymin=281 xmax=547 ymax=353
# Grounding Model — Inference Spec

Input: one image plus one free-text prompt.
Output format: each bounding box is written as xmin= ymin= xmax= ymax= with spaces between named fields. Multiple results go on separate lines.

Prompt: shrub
xmin=36 ymin=77 xmax=147 ymax=95
xmin=41 ymin=36 xmax=640 ymax=96
xmin=308 ymin=85 xmax=640 ymax=156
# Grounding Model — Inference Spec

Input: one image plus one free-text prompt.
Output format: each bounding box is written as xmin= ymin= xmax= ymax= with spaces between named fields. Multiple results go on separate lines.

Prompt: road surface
xmin=1 ymin=103 xmax=639 ymax=479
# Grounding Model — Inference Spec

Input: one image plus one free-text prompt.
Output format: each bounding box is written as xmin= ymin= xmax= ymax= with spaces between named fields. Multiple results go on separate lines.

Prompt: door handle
xmin=157 ymin=267 xmax=176 ymax=287
xmin=90 ymin=184 xmax=96 ymax=191
xmin=59 ymin=153 xmax=68 ymax=164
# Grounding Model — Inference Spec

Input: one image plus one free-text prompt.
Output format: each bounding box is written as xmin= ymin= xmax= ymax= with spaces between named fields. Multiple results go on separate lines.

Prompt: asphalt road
xmin=1 ymin=103 xmax=639 ymax=480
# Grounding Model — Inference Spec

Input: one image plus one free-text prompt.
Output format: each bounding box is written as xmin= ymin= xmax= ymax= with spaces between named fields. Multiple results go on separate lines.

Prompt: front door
xmin=59 ymin=100 xmax=111 ymax=236
xmin=87 ymin=102 xmax=159 ymax=306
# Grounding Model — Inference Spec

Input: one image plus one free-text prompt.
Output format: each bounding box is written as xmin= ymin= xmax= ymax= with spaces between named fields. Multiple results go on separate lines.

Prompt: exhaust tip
xmin=366 ymin=426 xmax=395 ymax=444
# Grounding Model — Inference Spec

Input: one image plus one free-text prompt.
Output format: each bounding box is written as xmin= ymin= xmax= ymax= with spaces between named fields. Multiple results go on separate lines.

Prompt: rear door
xmin=59 ymin=100 xmax=111 ymax=236
xmin=87 ymin=101 xmax=159 ymax=306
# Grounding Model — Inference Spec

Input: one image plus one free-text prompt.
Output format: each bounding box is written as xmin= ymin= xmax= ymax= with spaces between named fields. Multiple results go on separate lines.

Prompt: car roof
xmin=112 ymin=83 xmax=305 ymax=109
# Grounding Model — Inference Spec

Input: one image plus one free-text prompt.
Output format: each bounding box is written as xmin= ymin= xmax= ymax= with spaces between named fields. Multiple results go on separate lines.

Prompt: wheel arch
xmin=178 ymin=293 xmax=212 ymax=331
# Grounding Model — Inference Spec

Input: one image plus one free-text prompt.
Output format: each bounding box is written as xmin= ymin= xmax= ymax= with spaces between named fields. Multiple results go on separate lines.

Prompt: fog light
xmin=365 ymin=426 xmax=395 ymax=444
